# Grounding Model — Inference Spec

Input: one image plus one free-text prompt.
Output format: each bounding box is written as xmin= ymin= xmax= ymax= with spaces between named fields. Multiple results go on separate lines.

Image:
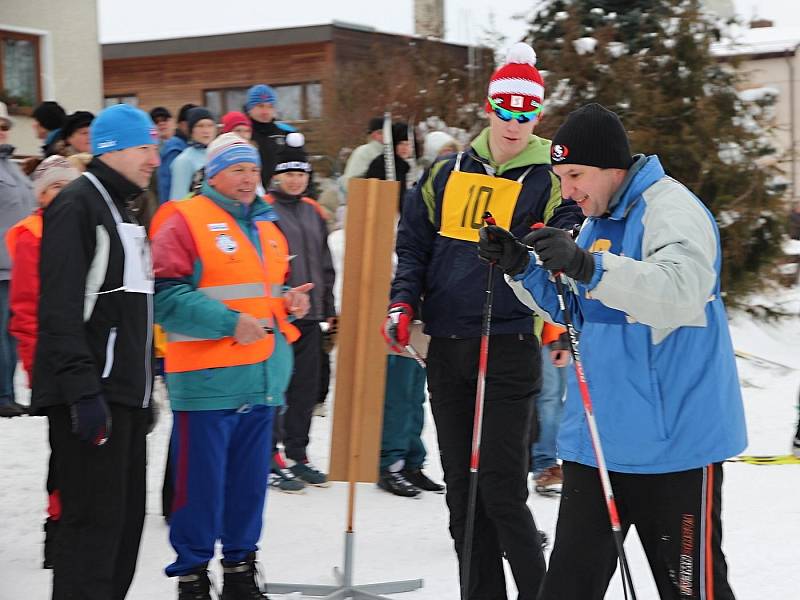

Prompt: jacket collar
xmin=608 ymin=155 xmax=665 ymax=220
xmin=201 ymin=181 xmax=274 ymax=221
xmin=469 ymin=127 xmax=552 ymax=176
xmin=87 ymin=157 xmax=144 ymax=205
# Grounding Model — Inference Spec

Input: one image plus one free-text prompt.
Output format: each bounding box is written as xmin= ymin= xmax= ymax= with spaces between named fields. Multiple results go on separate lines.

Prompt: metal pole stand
xmin=266 ymin=530 xmax=423 ymax=599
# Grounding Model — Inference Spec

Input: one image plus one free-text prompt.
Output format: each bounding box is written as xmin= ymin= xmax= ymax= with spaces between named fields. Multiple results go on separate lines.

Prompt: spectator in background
xmin=245 ymin=84 xmax=297 ymax=188
xmin=365 ymin=122 xmax=412 ymax=212
xmin=340 ymin=117 xmax=384 ymax=192
xmin=0 ymin=101 xmax=36 ymax=418
xmin=169 ymin=107 xmax=216 ymax=200
xmin=421 ymin=131 xmax=459 ymax=169
xmin=267 ymin=132 xmax=336 ymax=491
xmin=150 ymin=107 xmax=177 ymax=148
xmin=60 ymin=111 xmax=94 ymax=156
xmin=6 ymin=155 xmax=81 ymax=566
xmin=32 ymin=101 xmax=67 ymax=157
xmin=530 ymin=323 xmax=570 ymax=496
xmin=158 ymin=103 xmax=197 ymax=203
xmin=221 ymin=111 xmax=253 ymax=141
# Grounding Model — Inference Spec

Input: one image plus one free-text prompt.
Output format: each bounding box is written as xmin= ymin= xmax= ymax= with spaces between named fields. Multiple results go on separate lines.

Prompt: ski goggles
xmin=488 ymin=96 xmax=542 ymax=124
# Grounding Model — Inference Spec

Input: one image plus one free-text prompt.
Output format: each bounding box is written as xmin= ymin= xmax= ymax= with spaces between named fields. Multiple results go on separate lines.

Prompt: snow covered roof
xmin=712 ymin=26 xmax=800 ymax=58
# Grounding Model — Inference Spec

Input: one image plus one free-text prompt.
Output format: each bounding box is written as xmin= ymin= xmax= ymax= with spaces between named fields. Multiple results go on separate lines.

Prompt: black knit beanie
xmin=61 ymin=111 xmax=95 ymax=140
xmin=177 ymin=103 xmax=198 ymax=124
xmin=32 ymin=101 xmax=67 ymax=131
xmin=391 ymin=122 xmax=409 ymax=147
xmin=274 ymin=132 xmax=310 ymax=174
xmin=550 ymin=103 xmax=633 ymax=169
xmin=186 ymin=107 xmax=214 ymax=132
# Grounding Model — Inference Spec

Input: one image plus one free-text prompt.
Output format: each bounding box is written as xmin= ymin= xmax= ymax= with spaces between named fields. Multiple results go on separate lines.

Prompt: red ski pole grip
xmin=482 ymin=212 xmax=496 ymax=226
xmin=531 ymin=222 xmax=545 ymax=230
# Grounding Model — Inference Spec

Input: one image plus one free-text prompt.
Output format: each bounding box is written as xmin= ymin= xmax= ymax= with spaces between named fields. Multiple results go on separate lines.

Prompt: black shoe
xmin=377 ymin=470 xmax=421 ymax=497
xmin=402 ymin=468 xmax=445 ymax=493
xmin=0 ymin=402 xmax=24 ymax=418
xmin=221 ymin=552 xmax=268 ymax=599
xmin=178 ymin=567 xmax=212 ymax=600
xmin=43 ymin=519 xmax=58 ymax=569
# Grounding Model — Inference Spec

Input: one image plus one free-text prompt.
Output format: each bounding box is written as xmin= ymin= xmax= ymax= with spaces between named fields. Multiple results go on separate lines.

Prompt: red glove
xmin=382 ymin=303 xmax=413 ymax=352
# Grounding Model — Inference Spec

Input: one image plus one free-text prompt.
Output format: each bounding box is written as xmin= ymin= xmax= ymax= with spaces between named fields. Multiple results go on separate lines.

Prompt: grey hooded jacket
xmin=0 ymin=145 xmax=36 ymax=280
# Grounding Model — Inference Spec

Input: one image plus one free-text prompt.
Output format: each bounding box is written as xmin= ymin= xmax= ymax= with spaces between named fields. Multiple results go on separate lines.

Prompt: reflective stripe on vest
xmin=164 ymin=195 xmax=298 ymax=373
xmin=6 ymin=214 xmax=43 ymax=260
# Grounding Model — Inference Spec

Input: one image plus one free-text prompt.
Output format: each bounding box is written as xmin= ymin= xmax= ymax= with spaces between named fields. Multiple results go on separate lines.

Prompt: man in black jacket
xmin=33 ymin=103 xmax=159 ymax=600
xmin=245 ymin=83 xmax=297 ymax=189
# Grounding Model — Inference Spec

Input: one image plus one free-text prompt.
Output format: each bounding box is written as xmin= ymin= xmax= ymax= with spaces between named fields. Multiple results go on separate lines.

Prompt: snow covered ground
xmin=0 ymin=230 xmax=798 ymax=599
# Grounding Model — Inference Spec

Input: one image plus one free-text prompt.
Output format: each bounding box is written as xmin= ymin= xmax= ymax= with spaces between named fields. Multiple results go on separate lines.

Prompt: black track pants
xmin=47 ymin=403 xmax=148 ymax=600
xmin=541 ymin=461 xmax=736 ymax=600
xmin=426 ymin=334 xmax=545 ymax=600
xmin=274 ymin=320 xmax=321 ymax=462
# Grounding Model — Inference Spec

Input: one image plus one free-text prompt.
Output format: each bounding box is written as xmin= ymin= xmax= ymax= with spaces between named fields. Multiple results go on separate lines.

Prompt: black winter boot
xmin=177 ymin=565 xmax=213 ymax=600
xmin=221 ymin=552 xmax=268 ymax=599
xmin=43 ymin=518 xmax=58 ymax=569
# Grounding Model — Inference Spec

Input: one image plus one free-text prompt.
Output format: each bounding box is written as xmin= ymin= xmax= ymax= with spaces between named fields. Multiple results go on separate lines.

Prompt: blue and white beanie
xmin=205 ymin=132 xmax=261 ymax=179
xmin=245 ymin=84 xmax=277 ymax=112
xmin=90 ymin=104 xmax=158 ymax=156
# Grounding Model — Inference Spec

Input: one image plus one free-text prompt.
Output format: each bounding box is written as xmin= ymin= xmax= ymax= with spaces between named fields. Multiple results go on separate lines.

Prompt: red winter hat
xmin=221 ymin=111 xmax=252 ymax=134
xmin=486 ymin=42 xmax=544 ymax=113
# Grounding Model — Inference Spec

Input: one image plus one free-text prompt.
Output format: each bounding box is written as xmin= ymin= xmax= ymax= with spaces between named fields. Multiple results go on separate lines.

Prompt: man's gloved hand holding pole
xmin=478 ymin=224 xmax=595 ymax=284
xmin=382 ymin=302 xmax=413 ymax=352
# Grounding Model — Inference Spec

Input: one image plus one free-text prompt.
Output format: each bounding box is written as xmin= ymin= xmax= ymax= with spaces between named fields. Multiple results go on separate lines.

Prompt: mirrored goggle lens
xmin=491 ymin=102 xmax=540 ymax=124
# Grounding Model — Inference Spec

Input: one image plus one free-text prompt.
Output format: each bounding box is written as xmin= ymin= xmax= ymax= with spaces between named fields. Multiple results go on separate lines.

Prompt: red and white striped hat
xmin=486 ymin=42 xmax=544 ymax=113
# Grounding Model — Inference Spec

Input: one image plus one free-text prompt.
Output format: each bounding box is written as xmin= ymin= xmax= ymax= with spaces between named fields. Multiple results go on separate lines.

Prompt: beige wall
xmin=739 ymin=52 xmax=800 ymax=203
xmin=2 ymin=0 xmax=102 ymax=155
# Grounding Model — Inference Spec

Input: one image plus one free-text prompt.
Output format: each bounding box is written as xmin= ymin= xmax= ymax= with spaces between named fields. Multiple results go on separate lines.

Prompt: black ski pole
xmin=531 ymin=222 xmax=637 ymax=600
xmin=461 ymin=212 xmax=497 ymax=600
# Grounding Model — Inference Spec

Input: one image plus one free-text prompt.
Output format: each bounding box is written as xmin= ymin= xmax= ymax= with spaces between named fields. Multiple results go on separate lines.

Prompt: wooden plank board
xmin=328 ymin=178 xmax=398 ymax=483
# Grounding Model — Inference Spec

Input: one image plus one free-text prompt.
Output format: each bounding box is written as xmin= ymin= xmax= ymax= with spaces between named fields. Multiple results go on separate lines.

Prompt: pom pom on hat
xmin=274 ymin=132 xmax=310 ymax=175
xmin=285 ymin=132 xmax=305 ymax=148
xmin=486 ymin=42 xmax=544 ymax=114
xmin=506 ymin=42 xmax=537 ymax=66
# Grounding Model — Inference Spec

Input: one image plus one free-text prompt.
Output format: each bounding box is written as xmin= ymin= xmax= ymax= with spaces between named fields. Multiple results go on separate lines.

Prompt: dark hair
xmin=149 ymin=106 xmax=172 ymax=122
xmin=61 ymin=111 xmax=95 ymax=140
xmin=177 ymin=103 xmax=198 ymax=123
xmin=367 ymin=117 xmax=383 ymax=134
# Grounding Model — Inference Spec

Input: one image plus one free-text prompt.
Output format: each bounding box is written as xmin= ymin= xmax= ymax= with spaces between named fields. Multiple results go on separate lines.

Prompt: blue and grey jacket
xmin=390 ymin=128 xmax=582 ymax=338
xmin=508 ymin=155 xmax=747 ymax=473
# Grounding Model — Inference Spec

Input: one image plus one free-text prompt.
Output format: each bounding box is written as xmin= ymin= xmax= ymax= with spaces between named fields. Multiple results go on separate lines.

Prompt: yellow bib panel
xmin=439 ymin=170 xmax=522 ymax=242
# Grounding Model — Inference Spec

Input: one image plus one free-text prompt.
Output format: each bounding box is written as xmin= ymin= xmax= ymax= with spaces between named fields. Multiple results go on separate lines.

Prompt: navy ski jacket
xmin=390 ymin=129 xmax=582 ymax=338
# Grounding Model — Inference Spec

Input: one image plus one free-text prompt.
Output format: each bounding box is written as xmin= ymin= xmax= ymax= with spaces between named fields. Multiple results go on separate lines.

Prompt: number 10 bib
xmin=439 ymin=170 xmax=522 ymax=242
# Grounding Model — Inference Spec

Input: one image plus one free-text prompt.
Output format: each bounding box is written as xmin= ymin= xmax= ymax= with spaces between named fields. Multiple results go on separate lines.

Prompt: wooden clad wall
xmin=103 ymin=41 xmax=333 ymax=150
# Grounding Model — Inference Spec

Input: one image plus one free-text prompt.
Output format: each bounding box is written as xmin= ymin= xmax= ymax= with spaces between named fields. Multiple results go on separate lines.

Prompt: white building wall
xmin=1 ymin=0 xmax=102 ymax=155
xmin=738 ymin=53 xmax=800 ymax=203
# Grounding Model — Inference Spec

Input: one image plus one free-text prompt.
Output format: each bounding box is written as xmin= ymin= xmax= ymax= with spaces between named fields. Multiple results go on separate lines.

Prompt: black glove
xmin=70 ymin=394 xmax=111 ymax=446
xmin=522 ymin=226 xmax=595 ymax=283
xmin=477 ymin=225 xmax=531 ymax=277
